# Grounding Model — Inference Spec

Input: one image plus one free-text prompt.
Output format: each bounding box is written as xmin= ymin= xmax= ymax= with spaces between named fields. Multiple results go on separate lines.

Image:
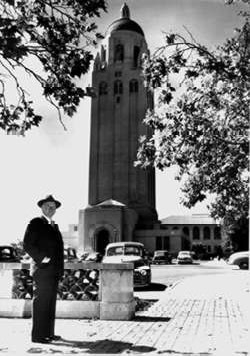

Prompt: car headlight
xmin=140 ymin=269 xmax=147 ymax=276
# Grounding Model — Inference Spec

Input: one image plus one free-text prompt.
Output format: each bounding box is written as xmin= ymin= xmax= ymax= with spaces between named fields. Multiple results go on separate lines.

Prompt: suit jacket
xmin=23 ymin=216 xmax=64 ymax=277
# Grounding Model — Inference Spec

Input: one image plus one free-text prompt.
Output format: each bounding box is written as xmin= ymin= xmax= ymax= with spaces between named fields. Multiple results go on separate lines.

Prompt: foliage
xmin=0 ymin=0 xmax=107 ymax=134
xmin=224 ymin=216 xmax=249 ymax=250
xmin=10 ymin=240 xmax=25 ymax=258
xmin=136 ymin=2 xmax=249 ymax=230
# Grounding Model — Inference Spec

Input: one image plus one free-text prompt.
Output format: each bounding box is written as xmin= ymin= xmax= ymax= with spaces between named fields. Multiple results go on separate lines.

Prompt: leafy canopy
xmin=0 ymin=0 xmax=107 ymax=134
xmin=136 ymin=1 xmax=249 ymax=228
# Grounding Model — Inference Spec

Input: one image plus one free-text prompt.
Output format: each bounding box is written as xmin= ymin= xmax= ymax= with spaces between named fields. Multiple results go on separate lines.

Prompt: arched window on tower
xmin=133 ymin=46 xmax=140 ymax=67
xmin=99 ymin=81 xmax=108 ymax=95
xmin=114 ymin=80 xmax=123 ymax=95
xmin=129 ymin=79 xmax=138 ymax=93
xmin=101 ymin=46 xmax=106 ymax=62
xmin=114 ymin=44 xmax=124 ymax=62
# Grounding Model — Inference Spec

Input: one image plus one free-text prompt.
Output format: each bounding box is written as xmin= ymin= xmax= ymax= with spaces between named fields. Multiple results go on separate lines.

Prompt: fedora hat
xmin=37 ymin=195 xmax=61 ymax=208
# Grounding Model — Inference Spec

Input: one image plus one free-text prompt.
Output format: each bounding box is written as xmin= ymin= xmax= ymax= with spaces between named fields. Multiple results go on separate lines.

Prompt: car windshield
xmin=0 ymin=247 xmax=12 ymax=258
xmin=179 ymin=252 xmax=191 ymax=257
xmin=68 ymin=249 xmax=76 ymax=258
xmin=124 ymin=246 xmax=142 ymax=256
xmin=107 ymin=245 xmax=143 ymax=257
xmin=107 ymin=247 xmax=123 ymax=256
xmin=155 ymin=251 xmax=167 ymax=257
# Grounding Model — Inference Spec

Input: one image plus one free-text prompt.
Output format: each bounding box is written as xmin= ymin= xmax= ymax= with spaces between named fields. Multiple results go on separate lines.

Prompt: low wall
xmin=0 ymin=262 xmax=135 ymax=320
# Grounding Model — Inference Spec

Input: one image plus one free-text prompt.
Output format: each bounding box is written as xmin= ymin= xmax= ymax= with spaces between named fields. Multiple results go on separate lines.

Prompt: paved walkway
xmin=0 ymin=269 xmax=249 ymax=355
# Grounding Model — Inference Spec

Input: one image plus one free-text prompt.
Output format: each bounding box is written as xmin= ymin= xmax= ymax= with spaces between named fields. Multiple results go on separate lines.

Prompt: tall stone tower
xmin=79 ymin=4 xmax=158 ymax=254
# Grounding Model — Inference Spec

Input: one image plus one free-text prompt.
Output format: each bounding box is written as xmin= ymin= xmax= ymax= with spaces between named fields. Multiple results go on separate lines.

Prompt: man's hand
xmin=41 ymin=256 xmax=51 ymax=263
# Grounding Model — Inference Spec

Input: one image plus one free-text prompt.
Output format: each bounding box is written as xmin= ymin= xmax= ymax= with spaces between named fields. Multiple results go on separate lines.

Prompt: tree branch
xmin=0 ymin=58 xmax=27 ymax=100
xmin=47 ymin=96 xmax=67 ymax=131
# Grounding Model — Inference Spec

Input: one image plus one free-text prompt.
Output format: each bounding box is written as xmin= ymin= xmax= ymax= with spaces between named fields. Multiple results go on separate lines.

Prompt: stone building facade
xmin=135 ymin=214 xmax=223 ymax=256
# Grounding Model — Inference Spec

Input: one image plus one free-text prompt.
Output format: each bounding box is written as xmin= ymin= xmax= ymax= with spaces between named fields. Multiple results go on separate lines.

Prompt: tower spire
xmin=120 ymin=3 xmax=130 ymax=19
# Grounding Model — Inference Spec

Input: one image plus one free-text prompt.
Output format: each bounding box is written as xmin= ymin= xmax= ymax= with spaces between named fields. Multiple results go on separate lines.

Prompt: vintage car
xmin=102 ymin=242 xmax=151 ymax=287
xmin=227 ymin=251 xmax=249 ymax=269
xmin=0 ymin=245 xmax=20 ymax=262
xmin=64 ymin=247 xmax=78 ymax=262
xmin=152 ymin=250 xmax=172 ymax=264
xmin=86 ymin=252 xmax=103 ymax=262
xmin=177 ymin=250 xmax=193 ymax=264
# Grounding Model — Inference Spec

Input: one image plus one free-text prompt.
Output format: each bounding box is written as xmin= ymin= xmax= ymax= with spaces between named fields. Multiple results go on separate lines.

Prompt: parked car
xmin=152 ymin=250 xmax=172 ymax=264
xmin=84 ymin=252 xmax=103 ymax=263
xmin=64 ymin=247 xmax=78 ymax=262
xmin=0 ymin=245 xmax=20 ymax=262
xmin=78 ymin=251 xmax=90 ymax=261
xmin=102 ymin=242 xmax=151 ymax=287
xmin=177 ymin=250 xmax=193 ymax=264
xmin=227 ymin=251 xmax=249 ymax=269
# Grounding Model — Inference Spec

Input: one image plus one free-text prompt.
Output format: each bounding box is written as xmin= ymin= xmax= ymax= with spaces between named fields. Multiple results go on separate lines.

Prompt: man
xmin=23 ymin=195 xmax=64 ymax=344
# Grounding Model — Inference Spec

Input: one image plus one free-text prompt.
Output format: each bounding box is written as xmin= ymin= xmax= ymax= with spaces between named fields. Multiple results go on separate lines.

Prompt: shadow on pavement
xmin=135 ymin=297 xmax=158 ymax=312
xmin=28 ymin=339 xmax=156 ymax=354
xmin=135 ymin=282 xmax=166 ymax=292
xmin=134 ymin=315 xmax=171 ymax=322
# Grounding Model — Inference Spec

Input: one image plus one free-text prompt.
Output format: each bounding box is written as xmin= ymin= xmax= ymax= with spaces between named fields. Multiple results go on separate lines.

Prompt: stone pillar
xmin=0 ymin=263 xmax=31 ymax=318
xmin=0 ymin=269 xmax=13 ymax=298
xmin=100 ymin=263 xmax=135 ymax=320
xmin=0 ymin=262 xmax=136 ymax=320
xmin=169 ymin=230 xmax=182 ymax=254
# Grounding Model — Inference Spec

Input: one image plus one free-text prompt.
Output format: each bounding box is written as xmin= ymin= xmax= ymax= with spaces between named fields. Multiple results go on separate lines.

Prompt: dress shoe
xmin=49 ymin=335 xmax=62 ymax=341
xmin=32 ymin=337 xmax=51 ymax=344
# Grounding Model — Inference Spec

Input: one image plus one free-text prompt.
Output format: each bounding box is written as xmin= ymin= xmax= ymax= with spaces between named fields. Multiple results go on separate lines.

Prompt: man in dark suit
xmin=23 ymin=195 xmax=64 ymax=344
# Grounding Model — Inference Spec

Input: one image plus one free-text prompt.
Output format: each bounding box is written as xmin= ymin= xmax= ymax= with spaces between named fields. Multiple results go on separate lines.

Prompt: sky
xmin=0 ymin=0 xmax=246 ymax=244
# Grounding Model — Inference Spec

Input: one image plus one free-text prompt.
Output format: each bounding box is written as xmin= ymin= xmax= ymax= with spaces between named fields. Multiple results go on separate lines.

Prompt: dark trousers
xmin=32 ymin=270 xmax=59 ymax=339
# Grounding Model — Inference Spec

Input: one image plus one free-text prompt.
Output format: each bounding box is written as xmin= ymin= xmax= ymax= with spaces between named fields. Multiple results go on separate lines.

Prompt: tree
xmin=0 ymin=0 xmax=107 ymax=134
xmin=10 ymin=240 xmax=25 ymax=259
xmin=136 ymin=1 xmax=249 ymax=245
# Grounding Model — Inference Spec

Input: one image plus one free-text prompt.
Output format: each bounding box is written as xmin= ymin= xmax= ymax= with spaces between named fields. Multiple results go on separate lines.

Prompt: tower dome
xmin=106 ymin=3 xmax=144 ymax=37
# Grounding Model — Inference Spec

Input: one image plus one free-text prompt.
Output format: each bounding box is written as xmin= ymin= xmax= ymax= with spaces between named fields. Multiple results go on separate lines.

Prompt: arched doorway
xmin=96 ymin=228 xmax=110 ymax=255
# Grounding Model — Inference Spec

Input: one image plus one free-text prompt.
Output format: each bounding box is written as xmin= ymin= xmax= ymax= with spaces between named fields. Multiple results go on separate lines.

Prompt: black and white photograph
xmin=0 ymin=0 xmax=249 ymax=354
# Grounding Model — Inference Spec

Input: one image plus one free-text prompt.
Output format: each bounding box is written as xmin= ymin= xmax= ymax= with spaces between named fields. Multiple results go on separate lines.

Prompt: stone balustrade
xmin=0 ymin=262 xmax=135 ymax=320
